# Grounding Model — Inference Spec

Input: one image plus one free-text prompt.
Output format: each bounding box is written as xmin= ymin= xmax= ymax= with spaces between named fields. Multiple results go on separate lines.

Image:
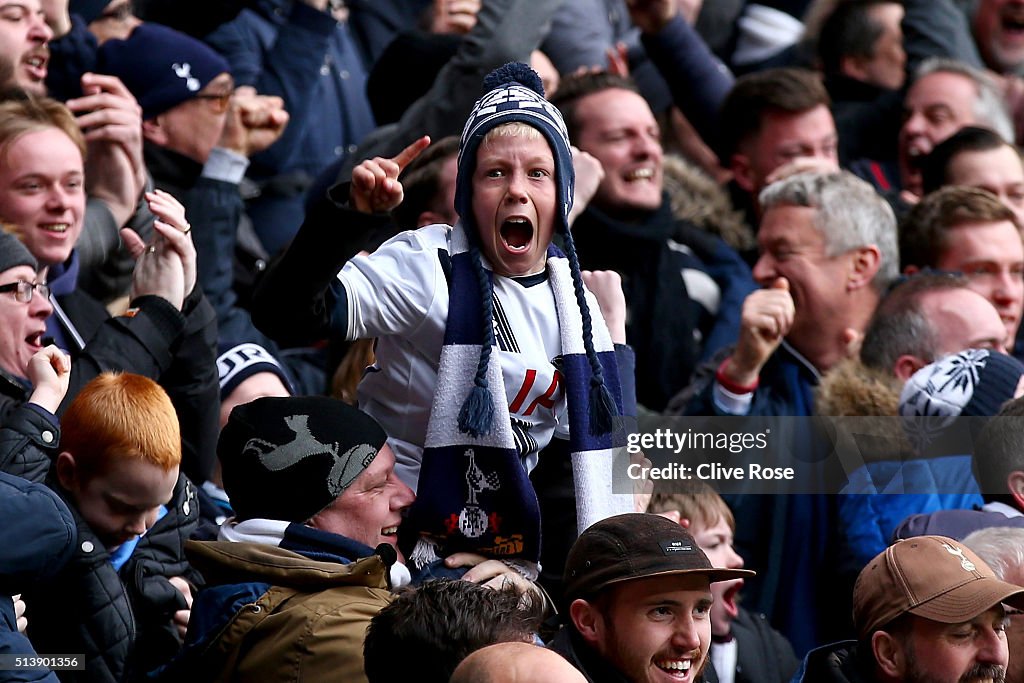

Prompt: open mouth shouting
xmin=720 ymin=580 xmax=742 ymax=621
xmin=500 ymin=215 xmax=534 ymax=254
xmin=22 ymin=48 xmax=49 ymax=86
xmin=1001 ymin=5 xmax=1024 ymax=39
xmin=25 ymin=329 xmax=45 ymax=351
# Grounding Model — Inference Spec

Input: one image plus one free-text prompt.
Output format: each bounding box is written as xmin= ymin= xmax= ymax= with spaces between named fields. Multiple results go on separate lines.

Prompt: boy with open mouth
xmin=252 ymin=62 xmax=637 ymax=579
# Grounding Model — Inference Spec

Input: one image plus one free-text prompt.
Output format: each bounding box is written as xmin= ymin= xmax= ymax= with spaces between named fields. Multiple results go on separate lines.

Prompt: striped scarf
xmin=406 ymin=224 xmax=633 ymax=567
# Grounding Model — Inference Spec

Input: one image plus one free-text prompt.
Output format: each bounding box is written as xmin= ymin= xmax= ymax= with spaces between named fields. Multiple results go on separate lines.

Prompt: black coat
xmin=731 ymin=607 xmax=801 ymax=683
xmin=0 ymin=396 xmax=60 ymax=483
xmin=25 ymin=475 xmax=200 ymax=683
xmin=51 ymin=281 xmax=221 ymax=486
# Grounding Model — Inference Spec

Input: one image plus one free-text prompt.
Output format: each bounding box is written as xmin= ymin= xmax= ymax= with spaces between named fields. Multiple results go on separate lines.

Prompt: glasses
xmin=0 ymin=280 xmax=49 ymax=303
xmin=194 ymin=91 xmax=232 ymax=114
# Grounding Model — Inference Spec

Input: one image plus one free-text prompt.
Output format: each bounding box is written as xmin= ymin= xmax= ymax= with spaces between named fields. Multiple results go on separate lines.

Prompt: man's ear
xmin=893 ymin=354 xmax=927 ymax=382
xmin=872 ymin=630 xmax=906 ymax=679
xmin=731 ymin=153 xmax=755 ymax=194
xmin=840 ymin=55 xmax=870 ymax=83
xmin=848 ymin=245 xmax=881 ymax=291
xmin=1007 ymin=471 xmax=1024 ymax=510
xmin=56 ymin=451 xmax=79 ymax=490
xmin=142 ymin=117 xmax=168 ymax=147
xmin=569 ymin=598 xmax=603 ymax=645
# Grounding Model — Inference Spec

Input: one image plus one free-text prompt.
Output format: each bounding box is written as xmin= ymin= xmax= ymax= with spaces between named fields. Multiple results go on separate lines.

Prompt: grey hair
xmin=914 ymin=57 xmax=1014 ymax=143
xmin=758 ymin=170 xmax=899 ymax=291
xmin=963 ymin=526 xmax=1024 ymax=581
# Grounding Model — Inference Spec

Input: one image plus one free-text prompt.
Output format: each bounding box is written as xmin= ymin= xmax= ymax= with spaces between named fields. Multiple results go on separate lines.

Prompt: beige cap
xmin=853 ymin=535 xmax=1024 ymax=639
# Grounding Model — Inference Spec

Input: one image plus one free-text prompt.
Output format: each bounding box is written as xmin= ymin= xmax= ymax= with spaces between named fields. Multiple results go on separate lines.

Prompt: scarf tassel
xmin=589 ymin=380 xmax=617 ymax=436
xmin=458 ymin=382 xmax=496 ymax=437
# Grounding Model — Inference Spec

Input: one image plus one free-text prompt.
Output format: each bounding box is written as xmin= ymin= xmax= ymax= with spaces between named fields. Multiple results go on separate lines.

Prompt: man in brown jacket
xmin=159 ymin=396 xmax=415 ymax=682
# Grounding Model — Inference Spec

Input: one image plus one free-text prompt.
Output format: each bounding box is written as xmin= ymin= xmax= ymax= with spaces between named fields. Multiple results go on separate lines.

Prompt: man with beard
xmin=796 ymin=535 xmax=1024 ymax=683
xmin=648 ymin=487 xmax=799 ymax=683
xmin=550 ymin=513 xmax=753 ymax=683
xmin=0 ymin=0 xmax=51 ymax=95
xmin=965 ymin=527 xmax=1024 ymax=683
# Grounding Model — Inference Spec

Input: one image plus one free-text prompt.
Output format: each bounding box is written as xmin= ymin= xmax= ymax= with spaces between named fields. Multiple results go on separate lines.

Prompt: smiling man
xmin=647 ymin=487 xmax=800 ymax=683
xmin=168 ymin=395 xmax=415 ymax=683
xmin=972 ymin=0 xmax=1024 ymax=75
xmin=551 ymin=513 xmax=754 ymax=683
xmin=897 ymin=58 xmax=1014 ymax=197
xmin=551 ymin=71 xmax=756 ymax=412
xmin=796 ymin=535 xmax=1024 ymax=683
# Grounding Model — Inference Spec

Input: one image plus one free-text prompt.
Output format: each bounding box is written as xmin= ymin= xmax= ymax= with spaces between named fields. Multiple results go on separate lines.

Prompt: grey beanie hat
xmin=0 ymin=231 xmax=37 ymax=274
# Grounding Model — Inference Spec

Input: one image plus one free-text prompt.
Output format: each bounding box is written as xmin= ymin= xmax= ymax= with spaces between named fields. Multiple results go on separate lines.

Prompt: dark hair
xmin=818 ymin=0 xmax=895 ymax=77
xmin=972 ymin=397 xmax=1024 ymax=503
xmin=716 ymin=68 xmax=830 ymax=163
xmin=392 ymin=135 xmax=460 ymax=228
xmin=363 ymin=579 xmax=544 ymax=683
xmin=860 ymin=272 xmax=970 ymax=371
xmin=549 ymin=71 xmax=642 ymax=143
xmin=899 ymin=186 xmax=1019 ymax=271
xmin=921 ymin=126 xmax=1014 ymax=195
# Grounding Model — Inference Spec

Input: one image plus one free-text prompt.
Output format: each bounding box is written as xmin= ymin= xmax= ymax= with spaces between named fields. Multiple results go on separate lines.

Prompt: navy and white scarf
xmin=406 ymin=224 xmax=633 ymax=566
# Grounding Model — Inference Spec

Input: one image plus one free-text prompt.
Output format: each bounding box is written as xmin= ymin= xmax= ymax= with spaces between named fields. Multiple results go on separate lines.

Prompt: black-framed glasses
xmin=194 ymin=91 xmax=232 ymax=114
xmin=0 ymin=280 xmax=49 ymax=303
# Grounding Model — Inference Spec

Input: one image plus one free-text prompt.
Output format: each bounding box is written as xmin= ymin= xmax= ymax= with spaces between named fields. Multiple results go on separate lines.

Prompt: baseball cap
xmin=853 ymin=535 xmax=1024 ymax=639
xmin=563 ymin=513 xmax=755 ymax=600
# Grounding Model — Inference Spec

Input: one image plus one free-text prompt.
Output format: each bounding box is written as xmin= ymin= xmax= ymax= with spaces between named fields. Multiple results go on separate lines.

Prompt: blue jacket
xmin=683 ymin=344 xmax=840 ymax=656
xmin=0 ymin=472 xmax=76 ymax=683
xmin=838 ymin=455 xmax=983 ymax=574
xmin=204 ymin=0 xmax=377 ymax=254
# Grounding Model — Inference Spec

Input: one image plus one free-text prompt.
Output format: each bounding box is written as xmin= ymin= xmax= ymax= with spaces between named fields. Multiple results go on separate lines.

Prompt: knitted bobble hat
xmin=900 ymin=349 xmax=1024 ymax=420
xmin=900 ymin=348 xmax=1024 ymax=453
xmin=452 ymin=62 xmax=616 ymax=437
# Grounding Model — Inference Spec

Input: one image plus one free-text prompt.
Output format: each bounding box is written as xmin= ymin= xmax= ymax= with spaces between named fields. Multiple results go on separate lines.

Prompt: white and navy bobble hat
xmin=454 ymin=61 xmax=575 ymax=240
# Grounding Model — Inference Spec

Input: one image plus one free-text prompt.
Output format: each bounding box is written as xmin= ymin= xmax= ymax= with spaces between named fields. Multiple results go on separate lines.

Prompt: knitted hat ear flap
xmin=457 ymin=245 xmax=498 ymax=437
xmin=560 ymin=225 xmax=617 ymax=435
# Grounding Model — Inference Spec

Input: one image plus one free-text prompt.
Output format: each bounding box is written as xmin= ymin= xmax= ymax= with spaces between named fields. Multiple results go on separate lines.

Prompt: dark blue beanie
xmin=96 ymin=23 xmax=230 ymax=120
xmin=69 ymin=0 xmax=110 ymax=24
